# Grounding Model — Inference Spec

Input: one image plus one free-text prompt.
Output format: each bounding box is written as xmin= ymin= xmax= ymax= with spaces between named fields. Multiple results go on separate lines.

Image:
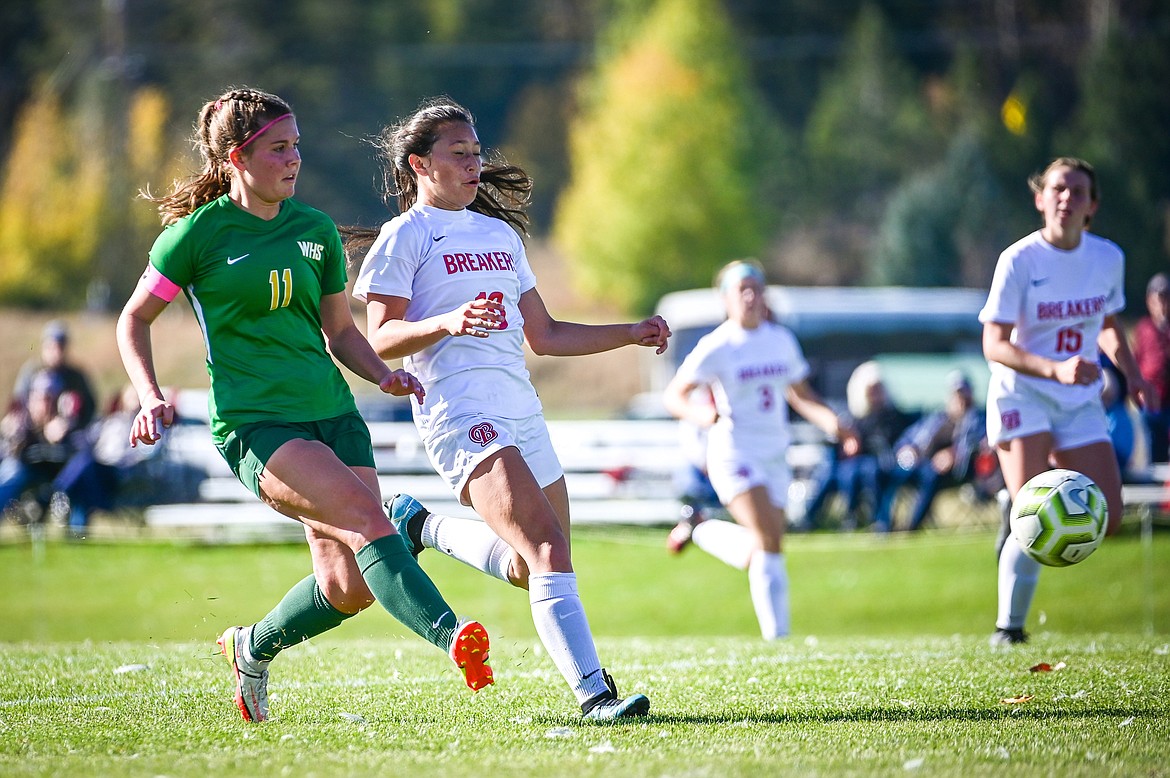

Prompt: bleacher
xmin=142 ymin=415 xmax=704 ymax=542
xmin=136 ymin=391 xmax=1169 ymax=543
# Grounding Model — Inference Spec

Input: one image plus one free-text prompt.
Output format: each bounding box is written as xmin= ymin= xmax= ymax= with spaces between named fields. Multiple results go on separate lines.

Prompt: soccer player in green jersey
xmin=116 ymin=87 xmax=492 ymax=723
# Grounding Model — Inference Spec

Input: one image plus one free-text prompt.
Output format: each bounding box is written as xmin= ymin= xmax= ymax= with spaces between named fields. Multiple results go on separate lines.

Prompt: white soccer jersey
xmin=674 ymin=319 xmax=810 ymax=458
xmin=979 ymin=230 xmax=1126 ymax=408
xmin=353 ymin=204 xmax=541 ymax=423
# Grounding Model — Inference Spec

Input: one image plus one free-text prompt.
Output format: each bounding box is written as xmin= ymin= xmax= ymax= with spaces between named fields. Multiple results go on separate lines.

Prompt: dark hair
xmin=143 ymin=86 xmax=293 ymax=225
xmin=342 ymin=97 xmax=533 ymax=261
xmin=1028 ymin=157 xmax=1098 ymax=228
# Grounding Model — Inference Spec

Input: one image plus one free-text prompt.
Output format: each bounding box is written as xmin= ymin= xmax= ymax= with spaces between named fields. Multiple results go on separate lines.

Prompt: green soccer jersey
xmin=149 ymin=195 xmax=358 ymax=442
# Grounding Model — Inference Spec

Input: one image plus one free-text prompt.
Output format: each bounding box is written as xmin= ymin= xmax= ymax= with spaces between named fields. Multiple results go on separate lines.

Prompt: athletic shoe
xmin=449 ymin=619 xmax=494 ymax=691
xmin=666 ymin=505 xmax=704 ymax=554
xmin=581 ymin=669 xmax=651 ymax=722
xmin=989 ymin=627 xmax=1028 ymax=647
xmin=217 ymin=625 xmax=269 ymax=722
xmin=385 ymin=493 xmax=428 ymax=558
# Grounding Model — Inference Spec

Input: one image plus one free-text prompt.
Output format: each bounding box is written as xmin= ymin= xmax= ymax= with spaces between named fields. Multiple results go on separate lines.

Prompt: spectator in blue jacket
xmin=875 ymin=371 xmax=986 ymax=531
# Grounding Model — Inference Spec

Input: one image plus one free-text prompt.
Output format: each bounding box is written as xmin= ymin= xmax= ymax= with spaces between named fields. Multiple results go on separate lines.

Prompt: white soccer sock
xmin=528 ymin=572 xmax=609 ymax=704
xmin=748 ymin=550 xmax=790 ymax=639
xmin=997 ymin=538 xmax=1041 ymax=630
xmin=421 ymin=513 xmax=513 ymax=583
xmin=691 ymin=519 xmax=752 ymax=570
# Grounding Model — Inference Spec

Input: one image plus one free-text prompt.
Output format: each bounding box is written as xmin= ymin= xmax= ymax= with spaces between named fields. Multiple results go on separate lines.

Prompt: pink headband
xmin=233 ymin=112 xmax=293 ymax=153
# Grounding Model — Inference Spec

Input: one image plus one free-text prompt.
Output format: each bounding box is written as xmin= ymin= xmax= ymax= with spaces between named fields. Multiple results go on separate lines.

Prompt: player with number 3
xmin=660 ymin=259 xmax=858 ymax=640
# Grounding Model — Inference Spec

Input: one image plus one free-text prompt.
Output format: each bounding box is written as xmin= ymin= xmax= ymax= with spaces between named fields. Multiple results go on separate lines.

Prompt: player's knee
xmin=343 ymin=500 xmax=395 ymax=544
xmin=521 ymin=534 xmax=572 ymax=574
xmin=508 ymin=552 xmax=531 ymax=589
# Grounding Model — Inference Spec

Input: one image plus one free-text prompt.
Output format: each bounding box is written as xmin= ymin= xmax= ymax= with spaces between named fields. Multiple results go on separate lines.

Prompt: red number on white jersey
xmin=759 ymin=384 xmax=775 ymax=411
xmin=1055 ymin=326 xmax=1082 ymax=354
xmin=475 ymin=291 xmax=509 ymax=330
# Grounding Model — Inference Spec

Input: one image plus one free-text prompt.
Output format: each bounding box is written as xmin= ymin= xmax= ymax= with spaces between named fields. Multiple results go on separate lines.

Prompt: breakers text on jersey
xmin=443 ymin=252 xmax=516 ymax=274
xmin=1036 ymin=295 xmax=1107 ymax=320
xmin=737 ymin=362 xmax=790 ymax=381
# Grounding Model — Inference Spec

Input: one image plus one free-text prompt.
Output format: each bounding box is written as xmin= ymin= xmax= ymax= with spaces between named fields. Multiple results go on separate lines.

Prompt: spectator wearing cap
xmin=874 ymin=371 xmax=988 ymax=531
xmin=11 ymin=321 xmax=97 ymax=434
xmin=1132 ymin=272 xmax=1170 ymax=464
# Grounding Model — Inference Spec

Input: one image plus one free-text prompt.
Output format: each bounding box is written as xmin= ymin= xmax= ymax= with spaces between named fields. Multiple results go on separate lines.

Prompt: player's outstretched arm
xmin=1099 ymin=314 xmax=1158 ymax=412
xmin=786 ymin=379 xmax=858 ymax=454
xmin=519 ymin=288 xmax=671 ymax=357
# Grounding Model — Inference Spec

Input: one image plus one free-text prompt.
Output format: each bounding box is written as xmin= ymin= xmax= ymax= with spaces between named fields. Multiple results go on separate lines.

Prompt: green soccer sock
xmin=354 ymin=533 xmax=458 ymax=651
xmin=249 ymin=574 xmax=356 ymax=662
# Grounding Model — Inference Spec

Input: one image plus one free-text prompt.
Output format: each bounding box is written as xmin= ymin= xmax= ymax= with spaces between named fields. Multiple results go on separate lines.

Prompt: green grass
xmin=1 ymin=525 xmax=1168 ymax=776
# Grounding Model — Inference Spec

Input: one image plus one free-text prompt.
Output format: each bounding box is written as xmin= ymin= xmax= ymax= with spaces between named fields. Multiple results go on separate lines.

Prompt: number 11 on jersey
xmin=269 ymin=268 xmax=292 ymax=310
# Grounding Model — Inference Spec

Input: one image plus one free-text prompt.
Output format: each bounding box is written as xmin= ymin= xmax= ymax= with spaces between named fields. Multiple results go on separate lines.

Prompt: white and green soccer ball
xmin=1010 ymin=469 xmax=1108 ymax=568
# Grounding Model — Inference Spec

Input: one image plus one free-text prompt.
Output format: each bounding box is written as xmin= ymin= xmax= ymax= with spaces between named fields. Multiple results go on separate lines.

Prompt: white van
xmin=640 ymin=285 xmax=990 ymax=415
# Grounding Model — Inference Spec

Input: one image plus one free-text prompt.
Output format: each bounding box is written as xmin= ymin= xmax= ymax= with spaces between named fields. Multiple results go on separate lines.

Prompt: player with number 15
xmin=979 ymin=157 xmax=1155 ymax=646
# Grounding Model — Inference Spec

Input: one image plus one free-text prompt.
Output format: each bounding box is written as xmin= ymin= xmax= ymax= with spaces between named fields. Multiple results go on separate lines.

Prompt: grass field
xmin=2 ymin=524 xmax=1168 ymax=776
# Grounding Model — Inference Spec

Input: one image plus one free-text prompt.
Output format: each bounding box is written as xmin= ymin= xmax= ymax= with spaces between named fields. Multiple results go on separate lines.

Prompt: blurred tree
xmin=4 ymin=0 xmax=1170 ymax=312
xmin=0 ymin=90 xmax=104 ymax=307
xmin=870 ymin=133 xmax=1007 ymax=288
xmin=553 ymin=0 xmax=776 ymax=314
xmin=1065 ymin=22 xmax=1170 ymax=308
xmin=803 ymin=3 xmax=942 ymax=225
xmin=0 ymin=81 xmax=173 ymax=309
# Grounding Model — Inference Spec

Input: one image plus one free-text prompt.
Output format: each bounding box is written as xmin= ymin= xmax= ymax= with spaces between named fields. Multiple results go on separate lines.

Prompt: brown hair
xmin=1028 ymin=157 xmax=1098 ymax=228
xmin=143 ymin=87 xmax=294 ymax=226
xmin=342 ymin=97 xmax=533 ymax=261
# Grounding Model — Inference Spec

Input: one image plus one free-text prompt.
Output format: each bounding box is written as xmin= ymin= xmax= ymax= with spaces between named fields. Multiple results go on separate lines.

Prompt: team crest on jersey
xmin=298 ymin=240 xmax=324 ymax=260
xmin=468 ymin=422 xmax=498 ymax=447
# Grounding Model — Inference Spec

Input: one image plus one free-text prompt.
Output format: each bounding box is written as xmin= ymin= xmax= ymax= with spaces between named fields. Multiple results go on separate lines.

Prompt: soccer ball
xmin=1010 ymin=469 xmax=1107 ymax=567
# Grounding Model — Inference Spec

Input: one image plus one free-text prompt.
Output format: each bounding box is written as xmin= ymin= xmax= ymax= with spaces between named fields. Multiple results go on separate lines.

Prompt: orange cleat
xmin=449 ymin=620 xmax=494 ymax=691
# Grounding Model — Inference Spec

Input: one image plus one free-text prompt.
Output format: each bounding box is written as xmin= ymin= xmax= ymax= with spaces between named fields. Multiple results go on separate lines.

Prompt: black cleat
xmin=989 ymin=627 xmax=1028 ymax=647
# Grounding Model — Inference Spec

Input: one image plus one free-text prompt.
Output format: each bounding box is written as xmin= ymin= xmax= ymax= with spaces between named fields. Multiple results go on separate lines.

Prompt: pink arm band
xmin=143 ymin=264 xmax=182 ymax=302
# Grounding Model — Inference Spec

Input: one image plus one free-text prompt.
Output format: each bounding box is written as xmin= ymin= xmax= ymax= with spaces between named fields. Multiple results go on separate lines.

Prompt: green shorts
xmin=216 ymin=412 xmax=375 ymax=500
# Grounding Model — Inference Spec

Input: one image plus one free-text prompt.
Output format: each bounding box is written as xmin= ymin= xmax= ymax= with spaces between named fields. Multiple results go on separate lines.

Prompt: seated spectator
xmin=876 ymin=371 xmax=986 ymax=531
xmin=11 ymin=321 xmax=96 ymax=430
xmin=1132 ymin=272 xmax=1170 ymax=464
xmin=804 ymin=361 xmax=916 ymax=530
xmin=52 ymin=385 xmax=163 ymax=535
xmin=0 ymin=370 xmax=82 ymax=524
